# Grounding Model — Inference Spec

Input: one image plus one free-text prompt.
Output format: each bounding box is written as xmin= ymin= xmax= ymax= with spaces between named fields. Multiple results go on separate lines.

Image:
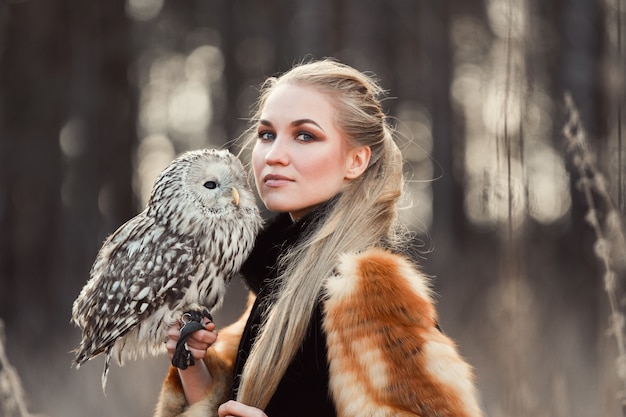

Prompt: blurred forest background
xmin=0 ymin=0 xmax=625 ymax=416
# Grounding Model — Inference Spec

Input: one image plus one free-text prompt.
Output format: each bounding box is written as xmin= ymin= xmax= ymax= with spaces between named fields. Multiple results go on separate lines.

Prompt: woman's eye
xmin=296 ymin=132 xmax=315 ymax=142
xmin=258 ymin=131 xmax=275 ymax=141
xmin=203 ymin=181 xmax=218 ymax=189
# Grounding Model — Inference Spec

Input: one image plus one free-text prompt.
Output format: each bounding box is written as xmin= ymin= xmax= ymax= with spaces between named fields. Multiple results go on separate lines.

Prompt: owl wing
xmin=73 ymin=214 xmax=146 ymax=328
xmin=72 ymin=213 xmax=202 ymax=362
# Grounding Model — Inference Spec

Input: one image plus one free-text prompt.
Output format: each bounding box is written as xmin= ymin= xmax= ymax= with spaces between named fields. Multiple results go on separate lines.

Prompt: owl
xmin=71 ymin=148 xmax=262 ymax=391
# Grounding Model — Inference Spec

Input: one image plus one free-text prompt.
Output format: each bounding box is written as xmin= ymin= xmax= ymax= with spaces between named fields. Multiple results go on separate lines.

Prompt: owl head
xmin=146 ymin=149 xmax=258 ymax=231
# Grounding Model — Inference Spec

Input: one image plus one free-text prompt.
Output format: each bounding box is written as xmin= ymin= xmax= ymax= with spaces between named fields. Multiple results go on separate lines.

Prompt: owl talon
xmin=179 ymin=309 xmax=213 ymax=330
xmin=172 ymin=310 xmax=212 ymax=369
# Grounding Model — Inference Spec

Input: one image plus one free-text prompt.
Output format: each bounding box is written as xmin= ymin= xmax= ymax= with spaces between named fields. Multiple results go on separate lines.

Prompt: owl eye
xmin=203 ymin=181 xmax=218 ymax=190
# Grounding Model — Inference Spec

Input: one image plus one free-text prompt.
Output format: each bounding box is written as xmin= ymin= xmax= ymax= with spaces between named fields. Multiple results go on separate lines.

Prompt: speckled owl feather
xmin=71 ymin=149 xmax=261 ymax=391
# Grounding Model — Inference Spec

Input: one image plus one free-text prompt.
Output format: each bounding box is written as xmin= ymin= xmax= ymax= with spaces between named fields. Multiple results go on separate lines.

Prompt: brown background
xmin=1 ymin=0 xmax=624 ymax=416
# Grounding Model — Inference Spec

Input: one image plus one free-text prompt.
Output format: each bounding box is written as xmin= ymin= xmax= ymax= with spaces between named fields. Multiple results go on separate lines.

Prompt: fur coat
xmin=153 ymin=247 xmax=483 ymax=417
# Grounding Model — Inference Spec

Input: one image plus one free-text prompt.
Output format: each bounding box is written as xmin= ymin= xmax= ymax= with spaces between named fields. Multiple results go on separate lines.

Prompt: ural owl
xmin=71 ymin=148 xmax=261 ymax=391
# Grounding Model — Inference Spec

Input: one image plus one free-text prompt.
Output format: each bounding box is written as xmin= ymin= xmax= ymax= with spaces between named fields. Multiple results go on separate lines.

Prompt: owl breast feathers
xmin=71 ymin=148 xmax=262 ymax=391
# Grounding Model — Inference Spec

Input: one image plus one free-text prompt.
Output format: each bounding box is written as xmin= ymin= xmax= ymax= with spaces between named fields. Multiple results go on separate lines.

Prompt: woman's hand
xmin=218 ymin=400 xmax=268 ymax=417
xmin=165 ymin=317 xmax=217 ymax=362
xmin=165 ymin=318 xmax=217 ymax=405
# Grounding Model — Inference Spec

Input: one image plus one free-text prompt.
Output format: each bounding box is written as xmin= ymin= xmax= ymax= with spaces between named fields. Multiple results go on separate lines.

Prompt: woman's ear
xmin=345 ymin=146 xmax=371 ymax=179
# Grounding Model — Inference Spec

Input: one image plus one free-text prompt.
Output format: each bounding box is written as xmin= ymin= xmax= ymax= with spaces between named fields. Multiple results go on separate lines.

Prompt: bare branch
xmin=0 ymin=319 xmax=32 ymax=417
xmin=563 ymin=92 xmax=626 ymax=413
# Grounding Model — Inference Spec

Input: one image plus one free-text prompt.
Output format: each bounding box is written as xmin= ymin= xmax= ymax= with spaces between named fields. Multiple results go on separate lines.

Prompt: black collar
xmin=239 ymin=199 xmax=337 ymax=293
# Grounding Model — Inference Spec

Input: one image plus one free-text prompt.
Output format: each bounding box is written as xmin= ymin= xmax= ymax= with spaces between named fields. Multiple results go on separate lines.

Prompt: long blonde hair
xmin=237 ymin=59 xmax=406 ymax=408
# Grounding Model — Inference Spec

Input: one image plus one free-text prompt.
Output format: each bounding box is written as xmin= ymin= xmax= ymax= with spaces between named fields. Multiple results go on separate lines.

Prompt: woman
xmin=154 ymin=59 xmax=483 ymax=417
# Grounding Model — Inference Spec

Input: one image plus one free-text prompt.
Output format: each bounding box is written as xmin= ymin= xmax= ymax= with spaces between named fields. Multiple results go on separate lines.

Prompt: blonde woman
xmin=154 ymin=59 xmax=483 ymax=417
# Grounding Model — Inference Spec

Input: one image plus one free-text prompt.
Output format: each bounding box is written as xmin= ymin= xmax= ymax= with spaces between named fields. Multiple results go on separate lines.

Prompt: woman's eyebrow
xmin=292 ymin=119 xmax=324 ymax=132
xmin=258 ymin=118 xmax=325 ymax=132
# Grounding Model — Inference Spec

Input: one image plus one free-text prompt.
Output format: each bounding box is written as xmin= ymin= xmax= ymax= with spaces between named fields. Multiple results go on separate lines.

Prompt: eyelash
xmin=258 ymin=131 xmax=275 ymax=141
xmin=257 ymin=131 xmax=317 ymax=142
xmin=296 ymin=132 xmax=315 ymax=142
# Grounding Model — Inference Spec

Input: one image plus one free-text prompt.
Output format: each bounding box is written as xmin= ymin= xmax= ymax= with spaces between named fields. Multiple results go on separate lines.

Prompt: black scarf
xmin=230 ymin=205 xmax=337 ymax=416
xmin=239 ymin=211 xmax=313 ymax=294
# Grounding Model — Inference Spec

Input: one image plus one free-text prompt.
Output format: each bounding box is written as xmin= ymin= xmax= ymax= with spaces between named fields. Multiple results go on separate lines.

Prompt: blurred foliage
xmin=0 ymin=0 xmax=624 ymax=416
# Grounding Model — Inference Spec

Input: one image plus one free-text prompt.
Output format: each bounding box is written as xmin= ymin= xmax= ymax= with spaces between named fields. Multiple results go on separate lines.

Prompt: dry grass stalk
xmin=563 ymin=92 xmax=626 ymax=412
xmin=0 ymin=319 xmax=31 ymax=417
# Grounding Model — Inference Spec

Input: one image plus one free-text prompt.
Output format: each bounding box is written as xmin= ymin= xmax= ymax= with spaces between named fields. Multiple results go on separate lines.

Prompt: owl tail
xmin=101 ymin=346 xmax=112 ymax=395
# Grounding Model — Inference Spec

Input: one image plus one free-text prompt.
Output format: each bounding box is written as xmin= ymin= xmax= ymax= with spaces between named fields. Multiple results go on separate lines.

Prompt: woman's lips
xmin=263 ymin=174 xmax=293 ymax=187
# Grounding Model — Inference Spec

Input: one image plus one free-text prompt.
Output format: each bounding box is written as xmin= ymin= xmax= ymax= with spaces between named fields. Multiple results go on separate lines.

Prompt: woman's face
xmin=252 ymin=83 xmax=369 ymax=220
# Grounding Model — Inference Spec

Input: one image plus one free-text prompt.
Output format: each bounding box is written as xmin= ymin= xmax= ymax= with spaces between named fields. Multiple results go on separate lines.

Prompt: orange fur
xmin=155 ymin=250 xmax=483 ymax=416
xmin=323 ymin=248 xmax=483 ymax=417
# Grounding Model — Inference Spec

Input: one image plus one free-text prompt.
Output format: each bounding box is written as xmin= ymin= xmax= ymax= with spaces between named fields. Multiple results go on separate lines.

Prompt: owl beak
xmin=232 ymin=188 xmax=240 ymax=206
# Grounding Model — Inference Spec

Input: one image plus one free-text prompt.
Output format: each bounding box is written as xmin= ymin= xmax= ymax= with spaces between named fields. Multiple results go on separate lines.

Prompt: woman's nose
xmin=264 ymin=136 xmax=289 ymax=165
